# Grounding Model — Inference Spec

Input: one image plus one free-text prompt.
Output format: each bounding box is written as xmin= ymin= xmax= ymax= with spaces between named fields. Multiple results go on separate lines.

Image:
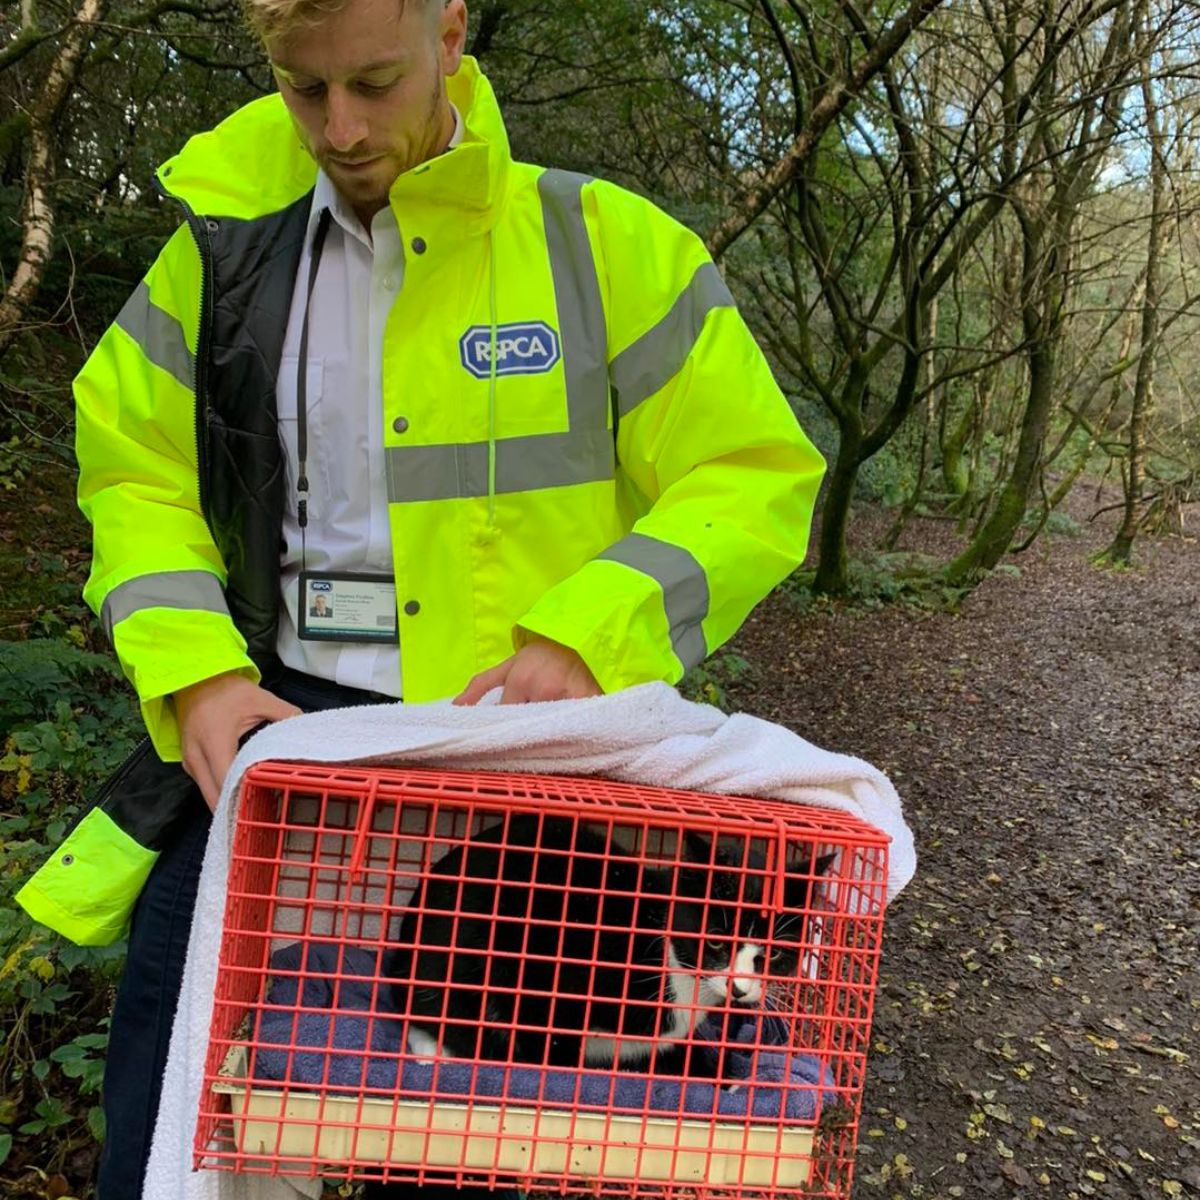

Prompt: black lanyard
xmin=296 ymin=206 xmax=332 ymax=569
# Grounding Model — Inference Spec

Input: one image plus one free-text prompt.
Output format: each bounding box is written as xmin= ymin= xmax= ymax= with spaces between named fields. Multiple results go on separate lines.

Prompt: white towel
xmin=144 ymin=682 xmax=914 ymax=1199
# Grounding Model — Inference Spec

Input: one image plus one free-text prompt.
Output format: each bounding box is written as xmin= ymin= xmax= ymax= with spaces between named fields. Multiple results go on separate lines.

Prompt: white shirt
xmin=276 ymin=109 xmax=463 ymax=696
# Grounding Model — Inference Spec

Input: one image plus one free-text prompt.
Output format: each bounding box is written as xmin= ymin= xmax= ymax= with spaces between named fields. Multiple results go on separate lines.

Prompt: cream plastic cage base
xmin=212 ymin=1044 xmax=816 ymax=1187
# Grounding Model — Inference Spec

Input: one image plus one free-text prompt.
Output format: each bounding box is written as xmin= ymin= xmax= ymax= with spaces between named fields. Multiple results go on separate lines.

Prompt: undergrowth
xmin=0 ymin=636 xmax=140 ymax=1183
xmin=680 ymin=652 xmax=757 ymax=711
xmin=782 ymin=552 xmax=1021 ymax=613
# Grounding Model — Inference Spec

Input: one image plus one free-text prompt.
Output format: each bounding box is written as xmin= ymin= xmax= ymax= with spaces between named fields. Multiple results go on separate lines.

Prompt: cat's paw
xmin=407 ymin=1027 xmax=441 ymax=1065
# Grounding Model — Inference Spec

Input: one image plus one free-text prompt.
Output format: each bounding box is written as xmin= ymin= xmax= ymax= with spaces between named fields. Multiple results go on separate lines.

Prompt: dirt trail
xmin=729 ymin=504 xmax=1200 ymax=1198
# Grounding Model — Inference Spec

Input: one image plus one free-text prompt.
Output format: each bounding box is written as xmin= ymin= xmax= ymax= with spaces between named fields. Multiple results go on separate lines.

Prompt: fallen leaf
xmin=1001 ymin=1160 xmax=1035 ymax=1188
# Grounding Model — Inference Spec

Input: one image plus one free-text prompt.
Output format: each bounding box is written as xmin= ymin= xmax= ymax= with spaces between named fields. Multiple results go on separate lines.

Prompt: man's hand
xmin=175 ymin=672 xmax=301 ymax=811
xmin=454 ymin=638 xmax=602 ymax=706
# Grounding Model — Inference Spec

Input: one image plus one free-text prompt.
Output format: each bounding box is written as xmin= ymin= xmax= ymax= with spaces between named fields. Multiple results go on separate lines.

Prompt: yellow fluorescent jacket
xmin=18 ymin=58 xmax=825 ymax=945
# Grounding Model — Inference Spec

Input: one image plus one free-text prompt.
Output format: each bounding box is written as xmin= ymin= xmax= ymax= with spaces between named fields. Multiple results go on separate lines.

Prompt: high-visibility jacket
xmin=17 ymin=58 xmax=825 ymax=946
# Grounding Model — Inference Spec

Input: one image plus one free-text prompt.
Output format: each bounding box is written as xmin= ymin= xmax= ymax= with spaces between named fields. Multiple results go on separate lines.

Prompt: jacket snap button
xmin=393 ymin=416 xmax=409 ymax=434
xmin=412 ymin=237 xmax=427 ymax=254
xmin=404 ymin=600 xmax=421 ymax=616
xmin=206 ymin=219 xmax=219 ymax=233
xmin=61 ymin=854 xmax=75 ymax=866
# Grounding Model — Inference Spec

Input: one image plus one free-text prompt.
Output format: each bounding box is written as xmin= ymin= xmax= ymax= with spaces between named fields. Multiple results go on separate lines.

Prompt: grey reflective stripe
xmin=610 ymin=262 xmax=734 ymax=418
xmin=114 ymin=280 xmax=194 ymax=392
xmin=101 ymin=571 xmax=228 ymax=641
xmin=598 ymin=533 xmax=709 ymax=670
xmin=386 ymin=429 xmax=614 ymax=502
xmin=538 ymin=169 xmax=610 ymax=432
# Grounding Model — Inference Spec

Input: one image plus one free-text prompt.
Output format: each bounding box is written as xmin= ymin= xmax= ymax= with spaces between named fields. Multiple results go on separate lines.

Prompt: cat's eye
xmin=705 ymin=939 xmax=725 ymax=952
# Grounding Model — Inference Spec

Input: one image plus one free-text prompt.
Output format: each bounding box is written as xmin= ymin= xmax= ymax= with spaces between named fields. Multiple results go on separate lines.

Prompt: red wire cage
xmin=197 ymin=763 xmax=889 ymax=1198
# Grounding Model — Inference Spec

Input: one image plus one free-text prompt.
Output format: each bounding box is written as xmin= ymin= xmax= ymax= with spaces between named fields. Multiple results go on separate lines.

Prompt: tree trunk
xmin=813 ymin=412 xmax=865 ymax=595
xmin=0 ymin=0 xmax=108 ymax=361
xmin=946 ymin=321 xmax=1059 ymax=584
xmin=956 ymin=363 xmax=999 ymax=528
xmin=1099 ymin=23 xmax=1166 ymax=567
xmin=1018 ymin=301 xmax=1138 ymax=551
xmin=882 ymin=396 xmax=932 ymax=551
xmin=940 ymin=401 xmax=972 ymax=500
xmin=469 ymin=2 xmax=508 ymax=59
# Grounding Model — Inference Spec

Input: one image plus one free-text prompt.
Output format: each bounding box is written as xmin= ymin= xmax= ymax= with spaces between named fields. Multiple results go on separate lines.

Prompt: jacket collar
xmin=156 ymin=57 xmax=511 ymax=233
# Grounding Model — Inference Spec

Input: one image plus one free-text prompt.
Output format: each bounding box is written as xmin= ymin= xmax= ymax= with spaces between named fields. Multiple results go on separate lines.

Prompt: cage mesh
xmin=197 ymin=764 xmax=888 ymax=1198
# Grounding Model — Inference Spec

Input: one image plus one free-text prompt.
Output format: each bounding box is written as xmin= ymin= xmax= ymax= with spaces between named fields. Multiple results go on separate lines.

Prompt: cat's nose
xmin=731 ymin=979 xmax=755 ymax=1001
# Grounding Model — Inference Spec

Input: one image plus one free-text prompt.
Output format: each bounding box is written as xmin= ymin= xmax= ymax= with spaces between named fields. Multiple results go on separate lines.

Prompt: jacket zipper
xmin=81 ymin=735 xmax=152 ymax=821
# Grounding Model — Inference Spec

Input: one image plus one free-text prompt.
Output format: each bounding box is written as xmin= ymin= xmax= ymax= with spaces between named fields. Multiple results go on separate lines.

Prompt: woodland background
xmin=0 ymin=2 xmax=1197 ymax=1197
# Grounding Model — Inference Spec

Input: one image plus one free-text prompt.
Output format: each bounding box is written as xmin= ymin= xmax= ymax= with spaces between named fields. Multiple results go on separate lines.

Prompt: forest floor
xmin=724 ymin=494 xmax=1200 ymax=1199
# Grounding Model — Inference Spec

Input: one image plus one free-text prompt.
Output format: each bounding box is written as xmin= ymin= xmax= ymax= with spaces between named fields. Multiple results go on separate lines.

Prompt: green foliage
xmin=680 ymin=652 xmax=756 ymax=712
xmin=0 ymin=435 xmax=33 ymax=493
xmin=854 ymin=440 xmax=920 ymax=508
xmin=0 ymin=636 xmax=140 ymax=1183
xmin=0 ymin=638 xmax=129 ymax=724
xmin=785 ymin=551 xmax=975 ymax=611
xmin=1022 ymin=508 xmax=1084 ymax=538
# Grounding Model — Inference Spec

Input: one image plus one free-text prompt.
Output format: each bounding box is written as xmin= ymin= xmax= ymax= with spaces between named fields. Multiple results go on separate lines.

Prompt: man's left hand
xmin=454 ymin=637 xmax=602 ymax=706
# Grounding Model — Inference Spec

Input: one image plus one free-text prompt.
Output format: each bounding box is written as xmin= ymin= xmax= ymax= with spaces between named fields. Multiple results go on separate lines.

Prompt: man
xmin=17 ymin=0 xmax=825 ymax=1194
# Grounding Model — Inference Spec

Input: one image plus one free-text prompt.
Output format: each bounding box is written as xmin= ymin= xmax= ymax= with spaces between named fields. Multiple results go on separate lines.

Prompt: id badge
xmin=298 ymin=571 xmax=399 ymax=644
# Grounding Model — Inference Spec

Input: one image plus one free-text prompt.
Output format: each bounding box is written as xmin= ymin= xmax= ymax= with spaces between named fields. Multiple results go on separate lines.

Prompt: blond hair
xmin=241 ymin=0 xmax=435 ymax=41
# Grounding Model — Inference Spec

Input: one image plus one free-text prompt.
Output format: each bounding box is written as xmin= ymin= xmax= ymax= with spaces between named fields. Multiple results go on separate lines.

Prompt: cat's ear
xmin=780 ymin=850 xmax=836 ymax=910
xmin=785 ymin=847 xmax=837 ymax=876
xmin=683 ymin=831 xmax=715 ymax=865
xmin=814 ymin=851 xmax=837 ymax=877
xmin=781 ymin=870 xmax=818 ymax=913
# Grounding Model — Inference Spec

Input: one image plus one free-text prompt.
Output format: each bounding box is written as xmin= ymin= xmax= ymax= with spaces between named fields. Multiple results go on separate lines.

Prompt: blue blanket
xmin=251 ymin=943 xmax=835 ymax=1121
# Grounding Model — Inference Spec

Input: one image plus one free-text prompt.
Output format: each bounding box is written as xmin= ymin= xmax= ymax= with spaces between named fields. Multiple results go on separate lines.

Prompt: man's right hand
xmin=175 ymin=672 xmax=301 ymax=812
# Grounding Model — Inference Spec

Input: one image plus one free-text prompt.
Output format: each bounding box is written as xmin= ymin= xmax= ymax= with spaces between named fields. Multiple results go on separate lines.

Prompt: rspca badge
xmin=459 ymin=322 xmax=562 ymax=379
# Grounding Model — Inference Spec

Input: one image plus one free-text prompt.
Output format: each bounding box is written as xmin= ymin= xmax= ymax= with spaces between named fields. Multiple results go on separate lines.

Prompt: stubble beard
xmin=318 ymin=74 xmax=449 ymax=221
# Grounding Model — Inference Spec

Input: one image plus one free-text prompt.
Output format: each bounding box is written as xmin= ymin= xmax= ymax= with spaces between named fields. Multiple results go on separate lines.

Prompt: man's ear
xmin=438 ymin=0 xmax=469 ymax=76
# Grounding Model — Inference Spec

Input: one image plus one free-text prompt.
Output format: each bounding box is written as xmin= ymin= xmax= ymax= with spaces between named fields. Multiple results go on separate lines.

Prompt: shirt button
xmin=392 ymin=416 xmax=409 ymax=434
xmin=383 ymin=275 xmax=397 ymax=290
xmin=404 ymin=600 xmax=421 ymax=616
xmin=412 ymin=236 xmax=427 ymax=255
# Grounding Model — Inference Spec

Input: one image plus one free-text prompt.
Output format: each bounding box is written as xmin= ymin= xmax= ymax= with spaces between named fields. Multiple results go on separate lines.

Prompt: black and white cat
xmin=385 ymin=813 xmax=833 ymax=1081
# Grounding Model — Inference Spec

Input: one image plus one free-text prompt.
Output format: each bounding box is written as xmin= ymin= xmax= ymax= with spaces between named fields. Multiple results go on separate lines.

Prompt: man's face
xmin=269 ymin=0 xmax=467 ymax=222
xmin=314 ymin=594 xmax=327 ymax=614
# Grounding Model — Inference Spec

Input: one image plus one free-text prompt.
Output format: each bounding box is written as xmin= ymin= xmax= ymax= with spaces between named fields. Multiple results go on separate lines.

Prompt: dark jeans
xmin=97 ymin=670 xmax=511 ymax=1200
